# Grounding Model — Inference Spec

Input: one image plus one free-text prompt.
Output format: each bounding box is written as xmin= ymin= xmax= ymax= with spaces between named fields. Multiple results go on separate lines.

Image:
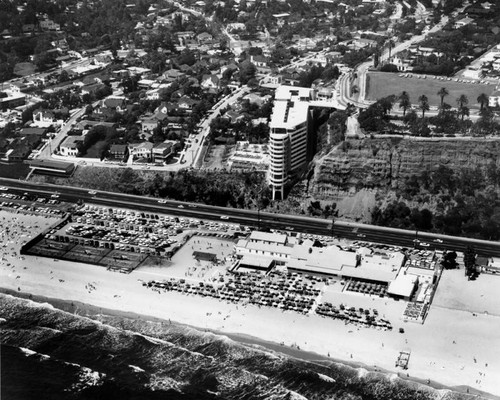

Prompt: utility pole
xmin=255 ymin=187 xmax=263 ymax=231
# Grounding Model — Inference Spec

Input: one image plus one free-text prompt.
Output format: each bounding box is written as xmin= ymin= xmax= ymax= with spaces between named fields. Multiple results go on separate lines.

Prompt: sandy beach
xmin=1 ymin=210 xmax=499 ymax=398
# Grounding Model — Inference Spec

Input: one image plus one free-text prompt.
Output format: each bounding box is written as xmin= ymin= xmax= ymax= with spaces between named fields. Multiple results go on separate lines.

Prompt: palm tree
xmin=398 ymin=91 xmax=411 ymax=116
xmin=456 ymin=94 xmax=469 ymax=108
xmin=477 ymin=93 xmax=489 ymax=111
xmin=387 ymin=39 xmax=395 ymax=61
xmin=457 ymin=94 xmax=469 ymax=122
xmin=418 ymin=94 xmax=430 ymax=118
xmin=459 ymin=105 xmax=469 ymax=121
xmin=437 ymin=87 xmax=449 ymax=108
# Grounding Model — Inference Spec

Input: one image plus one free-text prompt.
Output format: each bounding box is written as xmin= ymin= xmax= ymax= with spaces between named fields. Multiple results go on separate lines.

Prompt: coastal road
xmin=1 ymin=178 xmax=500 ymax=257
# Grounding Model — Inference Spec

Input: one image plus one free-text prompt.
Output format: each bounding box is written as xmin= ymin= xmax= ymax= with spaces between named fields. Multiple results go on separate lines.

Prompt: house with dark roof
xmin=109 ymin=144 xmax=128 ymax=160
xmin=177 ymin=96 xmax=199 ymax=113
xmin=20 ymin=127 xmax=47 ymax=137
xmin=163 ymin=69 xmax=186 ymax=82
xmin=197 ymin=32 xmax=213 ymax=44
xmin=179 ymin=64 xmax=193 ymax=74
xmin=223 ymin=110 xmax=246 ymax=123
xmin=103 ymin=97 xmax=127 ymax=111
xmin=81 ymin=83 xmax=107 ymax=96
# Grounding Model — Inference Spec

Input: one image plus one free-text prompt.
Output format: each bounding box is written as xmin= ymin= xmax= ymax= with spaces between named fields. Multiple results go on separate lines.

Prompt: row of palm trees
xmin=397 ymin=88 xmax=489 ymax=121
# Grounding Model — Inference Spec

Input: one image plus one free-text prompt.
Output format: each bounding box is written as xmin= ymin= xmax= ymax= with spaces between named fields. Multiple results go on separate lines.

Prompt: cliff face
xmin=310 ymin=138 xmax=500 ymax=199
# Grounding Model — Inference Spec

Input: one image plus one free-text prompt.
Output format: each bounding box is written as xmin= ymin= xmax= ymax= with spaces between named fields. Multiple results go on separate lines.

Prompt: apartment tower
xmin=269 ymin=86 xmax=314 ymax=200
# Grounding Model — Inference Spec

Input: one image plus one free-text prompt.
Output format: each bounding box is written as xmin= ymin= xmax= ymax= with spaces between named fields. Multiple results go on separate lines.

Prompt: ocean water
xmin=0 ymin=295 xmax=484 ymax=400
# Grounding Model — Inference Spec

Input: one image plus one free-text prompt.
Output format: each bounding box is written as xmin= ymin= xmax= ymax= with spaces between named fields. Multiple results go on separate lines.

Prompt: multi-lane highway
xmin=1 ymin=178 xmax=500 ymax=257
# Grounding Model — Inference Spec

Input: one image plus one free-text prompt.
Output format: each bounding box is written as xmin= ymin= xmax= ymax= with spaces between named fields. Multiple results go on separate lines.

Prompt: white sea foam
xmin=70 ymin=367 xmax=105 ymax=391
xmin=288 ymin=390 xmax=308 ymax=400
xmin=317 ymin=372 xmax=336 ymax=383
xmin=129 ymin=364 xmax=145 ymax=373
xmin=20 ymin=347 xmax=37 ymax=356
xmin=357 ymin=367 xmax=369 ymax=378
xmin=19 ymin=347 xmax=50 ymax=360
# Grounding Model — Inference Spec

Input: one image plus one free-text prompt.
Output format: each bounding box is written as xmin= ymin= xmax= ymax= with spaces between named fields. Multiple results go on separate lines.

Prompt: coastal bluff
xmin=311 ymin=137 xmax=500 ymax=198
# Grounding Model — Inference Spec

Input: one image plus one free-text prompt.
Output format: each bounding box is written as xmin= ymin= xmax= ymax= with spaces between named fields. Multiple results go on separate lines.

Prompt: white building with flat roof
xmin=269 ymin=86 xmax=313 ymax=200
xmin=268 ymin=86 xmax=345 ymax=200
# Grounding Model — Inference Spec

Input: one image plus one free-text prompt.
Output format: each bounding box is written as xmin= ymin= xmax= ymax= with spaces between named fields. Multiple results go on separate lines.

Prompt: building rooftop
xmin=387 ymin=273 xmax=418 ymax=297
xmin=249 ymin=231 xmax=288 ymax=245
xmin=61 ymin=135 xmax=83 ymax=148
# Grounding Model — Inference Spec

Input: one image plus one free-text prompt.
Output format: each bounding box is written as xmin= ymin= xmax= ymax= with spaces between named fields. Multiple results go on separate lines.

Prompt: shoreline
xmin=1 ymin=210 xmax=499 ymax=399
xmin=2 ymin=288 xmax=495 ymax=400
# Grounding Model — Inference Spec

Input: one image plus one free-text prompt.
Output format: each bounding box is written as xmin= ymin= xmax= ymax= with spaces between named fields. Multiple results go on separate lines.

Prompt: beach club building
xmin=234 ymin=231 xmax=407 ymax=287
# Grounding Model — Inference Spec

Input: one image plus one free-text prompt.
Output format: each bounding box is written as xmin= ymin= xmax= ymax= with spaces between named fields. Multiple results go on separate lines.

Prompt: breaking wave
xmin=0 ymin=294 xmax=485 ymax=400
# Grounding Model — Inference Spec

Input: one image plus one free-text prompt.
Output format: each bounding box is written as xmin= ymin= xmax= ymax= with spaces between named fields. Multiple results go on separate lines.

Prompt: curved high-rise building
xmin=269 ymin=86 xmax=312 ymax=200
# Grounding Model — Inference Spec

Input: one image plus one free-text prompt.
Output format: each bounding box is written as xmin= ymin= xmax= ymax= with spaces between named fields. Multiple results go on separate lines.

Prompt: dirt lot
xmin=432 ymin=268 xmax=500 ymax=316
xmin=202 ymin=145 xmax=232 ymax=170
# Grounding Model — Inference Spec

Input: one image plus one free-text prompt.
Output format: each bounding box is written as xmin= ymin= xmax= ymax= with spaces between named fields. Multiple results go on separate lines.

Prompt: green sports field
xmin=365 ymin=71 xmax=496 ymax=109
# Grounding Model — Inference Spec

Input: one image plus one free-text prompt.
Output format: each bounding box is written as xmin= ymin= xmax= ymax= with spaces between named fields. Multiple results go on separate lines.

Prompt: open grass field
xmin=365 ymin=71 xmax=496 ymax=109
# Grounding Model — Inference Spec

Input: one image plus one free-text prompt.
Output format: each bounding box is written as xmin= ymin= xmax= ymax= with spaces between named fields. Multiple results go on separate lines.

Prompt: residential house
xmin=221 ymin=63 xmax=239 ymax=75
xmin=60 ymin=135 xmax=83 ymax=157
xmin=127 ymin=66 xmax=151 ymax=76
xmin=488 ymin=89 xmax=500 ymax=108
xmin=141 ymin=104 xmax=170 ymax=132
xmin=243 ymin=92 xmax=272 ymax=106
xmin=163 ymin=68 xmax=186 ymax=82
xmin=259 ymin=74 xmax=282 ymax=88
xmin=177 ymin=96 xmax=199 ymax=113
xmin=193 ymin=1 xmax=206 ymax=12
xmin=250 ymin=55 xmax=269 ymax=68
xmin=103 ymin=97 xmax=127 ymax=112
xmin=80 ymin=83 xmax=107 ymax=96
xmin=129 ymin=141 xmax=153 ymax=159
xmin=32 ymin=110 xmax=60 ymax=128
xmin=281 ymin=70 xmax=301 ymax=86
xmin=145 ymin=89 xmax=160 ymax=100
xmin=138 ymin=79 xmax=156 ymax=89
xmin=223 ymin=110 xmax=245 ymax=123
xmin=179 ymin=64 xmax=193 ymax=74
xmin=142 ymin=117 xmax=160 ymax=132
xmin=201 ymin=74 xmax=220 ymax=90
xmin=109 ymin=144 xmax=128 ymax=160
xmin=390 ymin=55 xmax=412 ymax=71
xmin=351 ymin=38 xmax=377 ymax=50
xmin=176 ymin=31 xmax=195 ymax=46
xmin=454 ymin=17 xmax=474 ymax=29
xmin=197 ymin=32 xmax=213 ymax=44
xmin=40 ymin=18 xmax=60 ymax=31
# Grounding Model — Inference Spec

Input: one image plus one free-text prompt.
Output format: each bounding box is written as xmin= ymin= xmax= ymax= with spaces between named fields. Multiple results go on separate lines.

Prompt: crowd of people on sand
xmin=144 ymin=269 xmax=394 ymax=328
xmin=0 ymin=213 xmax=54 ymax=291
